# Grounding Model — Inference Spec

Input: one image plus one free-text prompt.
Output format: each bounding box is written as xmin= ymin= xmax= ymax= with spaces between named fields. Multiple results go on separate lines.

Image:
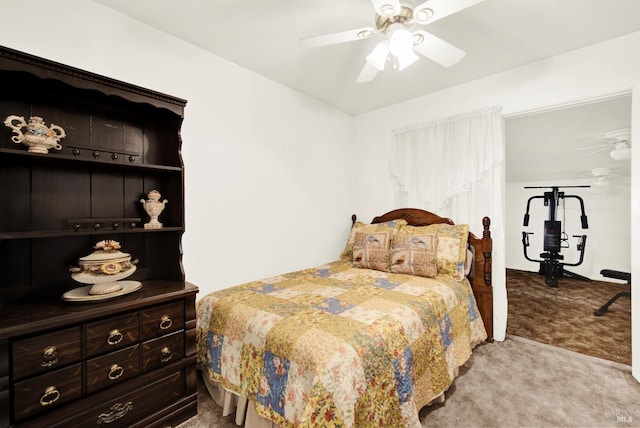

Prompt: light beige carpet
xmin=178 ymin=335 xmax=640 ymax=428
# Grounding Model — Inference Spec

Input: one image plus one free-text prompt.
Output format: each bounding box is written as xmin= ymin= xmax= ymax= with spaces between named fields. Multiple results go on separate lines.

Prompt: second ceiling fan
xmin=300 ymin=0 xmax=486 ymax=83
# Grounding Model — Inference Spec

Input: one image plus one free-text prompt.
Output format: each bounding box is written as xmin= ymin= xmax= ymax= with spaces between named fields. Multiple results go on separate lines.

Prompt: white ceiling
xmin=505 ymin=94 xmax=632 ymax=183
xmin=93 ymin=0 xmax=640 ymax=116
xmin=93 ymin=0 xmax=636 ymax=183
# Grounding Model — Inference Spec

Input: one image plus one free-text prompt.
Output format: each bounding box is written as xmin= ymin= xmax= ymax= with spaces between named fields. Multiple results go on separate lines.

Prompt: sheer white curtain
xmin=390 ymin=106 xmax=507 ymax=341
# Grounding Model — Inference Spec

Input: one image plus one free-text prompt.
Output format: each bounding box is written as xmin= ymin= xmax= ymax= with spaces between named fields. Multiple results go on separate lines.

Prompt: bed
xmin=195 ymin=208 xmax=493 ymax=427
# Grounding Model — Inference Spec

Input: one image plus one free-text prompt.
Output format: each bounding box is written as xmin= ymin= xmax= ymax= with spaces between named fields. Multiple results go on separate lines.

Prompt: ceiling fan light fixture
xmin=395 ymin=49 xmax=420 ymax=70
xmin=387 ymin=25 xmax=419 ymax=70
xmin=610 ymin=144 xmax=631 ymax=161
xmin=605 ymin=128 xmax=631 ymax=160
xmin=388 ymin=26 xmax=413 ymax=56
xmin=366 ymin=41 xmax=389 ymax=71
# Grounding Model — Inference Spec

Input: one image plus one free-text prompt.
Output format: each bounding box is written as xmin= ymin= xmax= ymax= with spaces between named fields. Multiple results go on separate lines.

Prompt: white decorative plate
xmin=62 ymin=280 xmax=142 ymax=302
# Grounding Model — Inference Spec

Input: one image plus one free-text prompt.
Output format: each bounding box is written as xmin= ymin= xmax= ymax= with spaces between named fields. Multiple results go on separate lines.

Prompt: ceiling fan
xmin=299 ymin=0 xmax=486 ymax=83
xmin=574 ymin=128 xmax=632 ymax=161
xmin=591 ymin=167 xmax=614 ymax=187
xmin=588 ymin=167 xmax=631 ymax=188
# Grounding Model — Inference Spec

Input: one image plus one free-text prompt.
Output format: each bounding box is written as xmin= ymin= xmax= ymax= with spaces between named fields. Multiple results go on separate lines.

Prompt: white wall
xmin=506 ymin=179 xmax=631 ymax=279
xmin=2 ymin=0 xmax=639 ymax=374
xmin=352 ymin=32 xmax=640 ymax=219
xmin=353 ymin=31 xmax=640 ymax=344
xmin=0 ymin=0 xmax=354 ymax=298
xmin=631 ymin=85 xmax=640 ymax=380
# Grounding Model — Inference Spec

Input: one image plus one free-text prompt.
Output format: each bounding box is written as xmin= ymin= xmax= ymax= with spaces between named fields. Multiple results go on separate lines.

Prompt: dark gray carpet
xmin=178 ymin=335 xmax=640 ymax=427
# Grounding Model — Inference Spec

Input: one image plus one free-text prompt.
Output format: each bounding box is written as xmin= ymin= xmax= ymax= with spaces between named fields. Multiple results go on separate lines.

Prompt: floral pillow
xmin=340 ymin=219 xmax=407 ymax=261
xmin=435 ymin=223 xmax=469 ymax=280
xmin=390 ymin=231 xmax=438 ymax=278
xmin=392 ymin=223 xmax=469 ymax=280
xmin=352 ymin=230 xmax=392 ymax=272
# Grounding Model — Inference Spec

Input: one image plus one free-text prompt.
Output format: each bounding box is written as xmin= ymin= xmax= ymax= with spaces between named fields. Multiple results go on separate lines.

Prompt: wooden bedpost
xmin=482 ymin=216 xmax=492 ymax=286
xmin=472 ymin=216 xmax=494 ymax=342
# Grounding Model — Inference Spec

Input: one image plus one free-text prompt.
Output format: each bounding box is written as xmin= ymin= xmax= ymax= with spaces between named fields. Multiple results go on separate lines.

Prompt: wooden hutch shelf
xmin=0 ymin=45 xmax=198 ymax=427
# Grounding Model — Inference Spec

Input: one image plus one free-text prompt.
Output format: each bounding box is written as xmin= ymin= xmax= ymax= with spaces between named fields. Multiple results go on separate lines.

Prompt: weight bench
xmin=593 ymin=269 xmax=631 ymax=316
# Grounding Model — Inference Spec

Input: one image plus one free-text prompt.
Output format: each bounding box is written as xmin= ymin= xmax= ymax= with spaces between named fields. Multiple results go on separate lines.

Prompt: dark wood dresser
xmin=0 ymin=46 xmax=198 ymax=427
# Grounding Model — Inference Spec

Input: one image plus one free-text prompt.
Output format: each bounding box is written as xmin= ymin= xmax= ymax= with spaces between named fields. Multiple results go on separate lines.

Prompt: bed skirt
xmin=202 ymin=373 xmax=278 ymax=427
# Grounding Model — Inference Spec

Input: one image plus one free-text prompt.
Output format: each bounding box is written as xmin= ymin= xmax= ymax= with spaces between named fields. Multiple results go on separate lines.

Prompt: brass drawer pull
xmin=97 ymin=401 xmax=133 ymax=424
xmin=159 ymin=315 xmax=172 ymax=330
xmin=39 ymin=386 xmax=60 ymax=407
xmin=107 ymin=329 xmax=123 ymax=346
xmin=41 ymin=346 xmax=60 ymax=367
xmin=108 ymin=364 xmax=124 ymax=380
xmin=160 ymin=346 xmax=173 ymax=363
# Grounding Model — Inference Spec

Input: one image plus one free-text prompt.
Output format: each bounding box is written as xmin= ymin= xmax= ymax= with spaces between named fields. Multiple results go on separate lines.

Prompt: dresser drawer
xmin=142 ymin=301 xmax=184 ymax=339
xmin=142 ymin=330 xmax=184 ymax=372
xmin=12 ymin=326 xmax=82 ymax=380
xmin=13 ymin=363 xmax=82 ymax=421
xmin=86 ymin=344 xmax=140 ymax=394
xmin=86 ymin=312 xmax=139 ymax=357
xmin=70 ymin=370 xmax=184 ymax=428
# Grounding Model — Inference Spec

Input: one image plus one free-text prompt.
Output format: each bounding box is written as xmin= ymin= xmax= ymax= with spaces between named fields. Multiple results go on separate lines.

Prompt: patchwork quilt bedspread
xmin=196 ymin=260 xmax=487 ymax=427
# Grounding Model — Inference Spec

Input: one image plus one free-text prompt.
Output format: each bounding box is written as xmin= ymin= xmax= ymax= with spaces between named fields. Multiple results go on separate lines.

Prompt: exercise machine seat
xmin=594 ymin=269 xmax=631 ymax=316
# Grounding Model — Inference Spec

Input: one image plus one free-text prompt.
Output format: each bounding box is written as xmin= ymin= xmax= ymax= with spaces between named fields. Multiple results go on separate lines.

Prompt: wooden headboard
xmin=366 ymin=208 xmax=494 ymax=342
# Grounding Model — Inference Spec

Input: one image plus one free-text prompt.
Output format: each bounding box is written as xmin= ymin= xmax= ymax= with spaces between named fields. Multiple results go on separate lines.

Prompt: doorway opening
xmin=504 ymin=93 xmax=632 ymax=365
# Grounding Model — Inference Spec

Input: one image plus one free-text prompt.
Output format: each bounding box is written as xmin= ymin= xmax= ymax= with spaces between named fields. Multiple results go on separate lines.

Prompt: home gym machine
xmin=521 ymin=185 xmax=590 ymax=287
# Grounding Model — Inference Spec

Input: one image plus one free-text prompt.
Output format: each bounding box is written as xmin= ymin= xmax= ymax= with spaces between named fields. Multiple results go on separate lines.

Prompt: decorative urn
xmin=140 ymin=190 xmax=168 ymax=229
xmin=4 ymin=115 xmax=66 ymax=154
xmin=69 ymin=240 xmax=138 ymax=295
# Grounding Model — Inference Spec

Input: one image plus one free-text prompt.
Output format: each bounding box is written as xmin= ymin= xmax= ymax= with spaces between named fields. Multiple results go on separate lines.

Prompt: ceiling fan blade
xmin=585 ymin=147 xmax=611 ymax=157
xmin=412 ymin=30 xmax=465 ymax=67
xmin=300 ymin=27 xmax=376 ymax=49
xmin=573 ymin=143 xmax=609 ymax=151
xmin=414 ymin=0 xmax=486 ymax=24
xmin=370 ymin=0 xmax=401 ymax=17
xmin=356 ymin=61 xmax=379 ymax=83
